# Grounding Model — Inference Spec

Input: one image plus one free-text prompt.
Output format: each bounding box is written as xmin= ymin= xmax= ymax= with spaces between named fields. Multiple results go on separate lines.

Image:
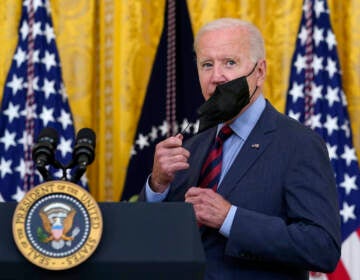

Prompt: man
xmin=139 ymin=18 xmax=341 ymax=279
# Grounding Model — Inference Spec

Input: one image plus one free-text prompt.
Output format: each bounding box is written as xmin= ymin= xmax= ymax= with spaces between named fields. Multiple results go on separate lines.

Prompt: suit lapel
xmin=187 ymin=128 xmax=217 ymax=187
xmin=218 ymin=102 xmax=278 ymax=198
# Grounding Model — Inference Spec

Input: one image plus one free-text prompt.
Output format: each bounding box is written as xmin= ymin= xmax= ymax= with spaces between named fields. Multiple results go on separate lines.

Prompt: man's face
xmin=196 ymin=27 xmax=257 ymax=101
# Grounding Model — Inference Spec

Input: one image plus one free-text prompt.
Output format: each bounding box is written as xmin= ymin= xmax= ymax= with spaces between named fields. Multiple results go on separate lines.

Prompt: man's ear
xmin=256 ymin=59 xmax=267 ymax=86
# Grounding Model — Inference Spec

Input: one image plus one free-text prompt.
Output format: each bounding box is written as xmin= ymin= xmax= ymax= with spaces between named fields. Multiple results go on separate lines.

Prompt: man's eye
xmin=226 ymin=60 xmax=236 ymax=66
xmin=201 ymin=62 xmax=213 ymax=68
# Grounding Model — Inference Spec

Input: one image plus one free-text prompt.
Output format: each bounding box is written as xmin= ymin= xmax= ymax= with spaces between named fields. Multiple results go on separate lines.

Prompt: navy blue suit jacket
xmin=139 ymin=101 xmax=341 ymax=279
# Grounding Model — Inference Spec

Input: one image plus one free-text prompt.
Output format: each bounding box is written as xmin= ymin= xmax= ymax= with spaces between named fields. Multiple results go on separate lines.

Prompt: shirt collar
xmin=218 ymin=94 xmax=266 ymax=141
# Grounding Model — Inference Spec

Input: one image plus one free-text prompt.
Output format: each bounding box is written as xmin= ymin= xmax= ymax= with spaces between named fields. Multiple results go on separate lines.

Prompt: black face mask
xmin=197 ymin=63 xmax=258 ymax=133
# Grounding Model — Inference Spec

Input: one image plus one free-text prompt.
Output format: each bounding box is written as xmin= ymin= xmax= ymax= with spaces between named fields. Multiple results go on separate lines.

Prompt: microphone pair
xmin=32 ymin=127 xmax=96 ymax=183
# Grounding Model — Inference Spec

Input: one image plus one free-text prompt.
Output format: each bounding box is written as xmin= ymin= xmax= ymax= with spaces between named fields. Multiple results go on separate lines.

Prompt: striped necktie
xmin=198 ymin=125 xmax=233 ymax=191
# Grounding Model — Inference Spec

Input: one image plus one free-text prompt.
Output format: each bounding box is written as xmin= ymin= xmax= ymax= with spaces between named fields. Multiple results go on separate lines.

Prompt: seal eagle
xmin=39 ymin=209 xmax=76 ymax=242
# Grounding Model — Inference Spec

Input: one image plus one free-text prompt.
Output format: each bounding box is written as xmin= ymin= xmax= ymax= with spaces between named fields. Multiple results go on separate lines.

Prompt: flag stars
xmin=6 ymin=74 xmax=24 ymax=95
xmin=32 ymin=76 xmax=40 ymax=91
xmin=193 ymin=120 xmax=199 ymax=133
xmin=132 ymin=119 xmax=199 ymax=155
xmin=32 ymin=21 xmax=43 ymax=38
xmin=42 ymin=78 xmax=56 ymax=98
xmin=180 ymin=119 xmax=190 ymax=134
xmin=39 ymin=106 xmax=55 ymax=126
xmin=15 ymin=159 xmax=26 ymax=178
xmin=53 ymin=169 xmax=70 ymax=180
xmin=58 ymin=137 xmax=73 ymax=158
xmin=298 ymin=26 xmax=308 ymax=46
xmin=136 ymin=134 xmax=149 ymax=150
xmin=20 ymin=21 xmax=29 ymax=40
xmin=59 ymin=83 xmax=68 ymax=102
xmin=44 ymin=23 xmax=56 ymax=44
xmin=294 ymin=54 xmax=306 ymax=74
xmin=3 ymin=102 xmax=20 ymax=123
xmin=340 ymin=202 xmax=356 ymax=223
xmin=130 ymin=145 xmax=136 ymax=157
xmin=45 ymin=0 xmax=52 ymax=15
xmin=20 ymin=103 xmax=37 ymax=120
xmin=326 ymin=30 xmax=337 ymax=50
xmin=52 ymin=169 xmax=62 ymax=180
xmin=0 ymin=130 xmax=17 ymax=150
xmin=286 ymin=0 xmax=360 ymax=237
xmin=18 ymin=132 xmax=29 ymax=147
xmin=323 ymin=115 xmax=338 ymax=136
xmin=325 ymin=57 xmax=337 ymax=78
xmin=13 ymin=47 xmax=27 ymax=68
xmin=288 ymin=110 xmax=301 ymax=121
xmin=341 ymin=120 xmax=351 ymax=138
xmin=23 ymin=0 xmax=44 ymax=12
xmin=310 ymin=82 xmax=323 ymax=103
xmin=0 ymin=193 xmax=4 ymax=202
xmin=340 ymin=174 xmax=358 ymax=196
xmin=314 ymin=0 xmax=326 ymax=18
xmin=57 ymin=110 xmax=72 ymax=130
xmin=11 ymin=187 xmax=25 ymax=202
xmin=312 ymin=55 xmax=323 ymax=75
xmin=41 ymin=50 xmax=57 ymax=71
xmin=0 ymin=0 xmax=86 ymax=196
xmin=80 ymin=174 xmax=88 ymax=187
xmin=149 ymin=126 xmax=158 ymax=142
xmin=340 ymin=90 xmax=348 ymax=107
xmin=326 ymin=143 xmax=337 ymax=160
xmin=341 ymin=145 xmax=358 ymax=166
xmin=159 ymin=120 xmax=169 ymax=136
xmin=0 ymin=158 xmax=12 ymax=178
xmin=32 ymin=49 xmax=41 ymax=64
xmin=313 ymin=27 xmax=324 ymax=46
xmin=325 ymin=86 xmax=340 ymax=107
xmin=289 ymin=82 xmax=304 ymax=103
xmin=309 ymin=113 xmax=322 ymax=130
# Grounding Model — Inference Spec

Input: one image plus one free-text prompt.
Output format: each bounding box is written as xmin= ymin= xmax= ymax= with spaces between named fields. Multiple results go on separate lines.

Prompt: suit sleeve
xmin=224 ymin=131 xmax=341 ymax=272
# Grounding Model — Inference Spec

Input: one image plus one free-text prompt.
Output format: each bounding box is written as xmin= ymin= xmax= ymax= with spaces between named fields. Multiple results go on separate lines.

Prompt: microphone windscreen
xmin=36 ymin=127 xmax=59 ymax=146
xmin=76 ymin=128 xmax=96 ymax=148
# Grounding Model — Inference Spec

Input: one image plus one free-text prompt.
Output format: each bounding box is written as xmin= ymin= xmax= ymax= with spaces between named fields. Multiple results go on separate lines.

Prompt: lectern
xmin=0 ymin=202 xmax=205 ymax=279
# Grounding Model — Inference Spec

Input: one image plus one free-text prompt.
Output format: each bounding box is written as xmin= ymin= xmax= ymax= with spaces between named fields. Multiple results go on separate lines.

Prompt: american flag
xmin=285 ymin=0 xmax=360 ymax=279
xmin=0 ymin=0 xmax=84 ymax=202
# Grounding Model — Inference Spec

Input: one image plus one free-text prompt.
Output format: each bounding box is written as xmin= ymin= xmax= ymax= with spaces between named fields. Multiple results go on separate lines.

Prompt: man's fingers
xmin=157 ymin=136 xmax=183 ymax=148
xmin=185 ymin=187 xmax=214 ymax=198
xmin=175 ymin=133 xmax=184 ymax=140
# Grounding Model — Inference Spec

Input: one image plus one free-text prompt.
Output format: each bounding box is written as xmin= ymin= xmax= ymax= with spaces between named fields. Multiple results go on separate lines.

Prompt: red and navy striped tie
xmin=198 ymin=125 xmax=233 ymax=191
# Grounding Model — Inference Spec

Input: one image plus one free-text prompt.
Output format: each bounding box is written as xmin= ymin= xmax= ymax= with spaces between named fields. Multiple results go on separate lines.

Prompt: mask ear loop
xmin=246 ymin=62 xmax=258 ymax=77
xmin=249 ymin=86 xmax=258 ymax=100
xmin=246 ymin=62 xmax=259 ymax=100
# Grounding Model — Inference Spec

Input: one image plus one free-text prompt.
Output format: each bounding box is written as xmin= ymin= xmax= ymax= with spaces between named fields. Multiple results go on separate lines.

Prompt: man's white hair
xmin=194 ymin=18 xmax=265 ymax=62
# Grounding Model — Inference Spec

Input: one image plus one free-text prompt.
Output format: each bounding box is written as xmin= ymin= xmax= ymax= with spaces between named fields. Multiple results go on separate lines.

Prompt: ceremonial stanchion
xmin=1 ymin=127 xmax=205 ymax=279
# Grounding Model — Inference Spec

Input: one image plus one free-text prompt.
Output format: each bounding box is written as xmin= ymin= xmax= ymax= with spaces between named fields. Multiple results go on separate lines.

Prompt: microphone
xmin=32 ymin=127 xmax=59 ymax=181
xmin=71 ymin=128 xmax=96 ymax=183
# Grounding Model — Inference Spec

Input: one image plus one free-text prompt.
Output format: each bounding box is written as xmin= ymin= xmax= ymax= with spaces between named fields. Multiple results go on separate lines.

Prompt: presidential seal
xmin=12 ymin=181 xmax=103 ymax=270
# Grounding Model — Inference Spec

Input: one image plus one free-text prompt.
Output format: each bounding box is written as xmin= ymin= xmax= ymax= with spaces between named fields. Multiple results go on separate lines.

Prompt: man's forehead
xmin=197 ymin=28 xmax=248 ymax=49
xmin=196 ymin=38 xmax=248 ymax=59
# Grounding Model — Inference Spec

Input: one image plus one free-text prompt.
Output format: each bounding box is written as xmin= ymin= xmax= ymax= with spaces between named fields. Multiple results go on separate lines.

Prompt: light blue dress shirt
xmin=145 ymin=95 xmax=266 ymax=237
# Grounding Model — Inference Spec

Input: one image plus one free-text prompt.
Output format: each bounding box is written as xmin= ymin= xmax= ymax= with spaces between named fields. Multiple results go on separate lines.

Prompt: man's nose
xmin=210 ymin=65 xmax=226 ymax=85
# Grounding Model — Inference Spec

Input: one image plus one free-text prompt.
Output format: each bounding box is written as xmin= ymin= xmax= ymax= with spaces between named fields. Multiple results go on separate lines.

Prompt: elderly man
xmin=139 ymin=18 xmax=341 ymax=279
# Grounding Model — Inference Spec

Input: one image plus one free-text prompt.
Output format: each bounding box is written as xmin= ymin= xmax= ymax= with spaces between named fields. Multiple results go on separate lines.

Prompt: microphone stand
xmin=71 ymin=163 xmax=87 ymax=184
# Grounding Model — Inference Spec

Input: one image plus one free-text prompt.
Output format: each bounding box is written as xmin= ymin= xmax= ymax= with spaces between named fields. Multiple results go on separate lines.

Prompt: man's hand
xmin=150 ymin=134 xmax=190 ymax=193
xmin=185 ymin=187 xmax=231 ymax=229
